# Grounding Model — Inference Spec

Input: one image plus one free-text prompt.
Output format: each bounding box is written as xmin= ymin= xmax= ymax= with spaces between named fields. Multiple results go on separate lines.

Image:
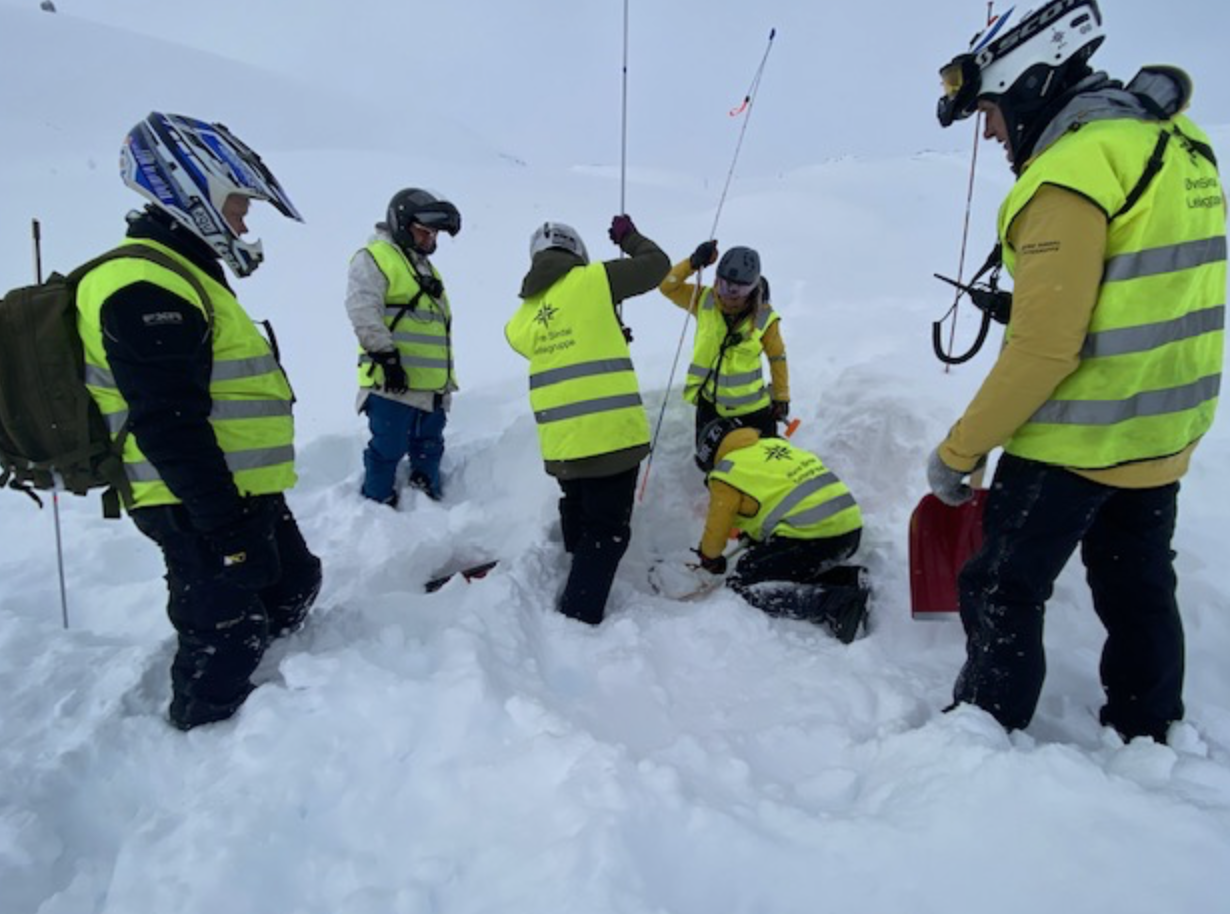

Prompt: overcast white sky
xmin=19 ymin=0 xmax=1230 ymax=177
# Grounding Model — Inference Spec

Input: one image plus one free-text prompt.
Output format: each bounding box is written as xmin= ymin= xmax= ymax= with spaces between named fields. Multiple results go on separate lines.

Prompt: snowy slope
xmin=1 ymin=5 xmax=1228 ymax=914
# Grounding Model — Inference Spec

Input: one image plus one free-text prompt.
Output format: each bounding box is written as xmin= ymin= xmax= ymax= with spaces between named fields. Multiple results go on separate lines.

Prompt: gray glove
xmin=927 ymin=448 xmax=975 ymax=506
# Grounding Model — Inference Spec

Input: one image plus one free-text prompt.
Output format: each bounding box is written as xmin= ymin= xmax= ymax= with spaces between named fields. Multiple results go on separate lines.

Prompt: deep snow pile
xmin=2 ymin=5 xmax=1229 ymax=914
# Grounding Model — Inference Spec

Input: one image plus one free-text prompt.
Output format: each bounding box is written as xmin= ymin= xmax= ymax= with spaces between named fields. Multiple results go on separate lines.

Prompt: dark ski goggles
xmin=411 ymin=202 xmax=462 ymax=236
xmin=937 ymin=54 xmax=981 ymax=127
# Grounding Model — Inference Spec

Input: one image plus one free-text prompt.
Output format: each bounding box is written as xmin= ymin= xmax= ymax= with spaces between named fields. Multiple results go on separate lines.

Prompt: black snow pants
xmin=132 ymin=493 xmax=323 ymax=730
xmin=727 ymin=530 xmax=868 ymax=642
xmin=556 ymin=467 xmax=638 ymax=625
xmin=954 ymin=453 xmax=1183 ymax=742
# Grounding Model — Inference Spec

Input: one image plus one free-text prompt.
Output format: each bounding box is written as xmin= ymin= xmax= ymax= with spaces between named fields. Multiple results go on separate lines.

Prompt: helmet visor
xmin=937 ymin=55 xmax=981 ymax=127
xmin=206 ymin=120 xmax=304 ymax=222
xmin=411 ymin=202 xmax=461 ymax=236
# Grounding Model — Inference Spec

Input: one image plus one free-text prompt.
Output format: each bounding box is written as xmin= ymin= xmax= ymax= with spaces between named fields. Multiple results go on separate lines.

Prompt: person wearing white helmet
xmin=659 ymin=240 xmax=789 ymax=441
xmin=506 ymin=215 xmax=669 ymax=625
xmin=76 ymin=112 xmax=322 ymax=731
xmin=345 ymin=187 xmax=462 ymax=505
xmin=930 ymin=0 xmax=1225 ymax=742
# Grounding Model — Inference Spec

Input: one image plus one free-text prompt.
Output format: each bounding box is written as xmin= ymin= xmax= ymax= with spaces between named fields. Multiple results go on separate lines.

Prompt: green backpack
xmin=0 ymin=245 xmax=213 ymax=516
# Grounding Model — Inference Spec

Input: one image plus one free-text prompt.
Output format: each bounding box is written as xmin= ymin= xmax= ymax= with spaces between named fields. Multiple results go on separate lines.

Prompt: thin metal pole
xmin=32 ymin=218 xmax=71 ymax=629
xmin=620 ymin=0 xmax=629 ymax=218
xmin=639 ymin=28 xmax=777 ymax=501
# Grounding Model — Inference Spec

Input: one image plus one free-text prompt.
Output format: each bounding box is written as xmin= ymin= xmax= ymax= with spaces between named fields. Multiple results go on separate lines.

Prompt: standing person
xmin=506 ymin=216 xmax=670 ymax=625
xmin=346 ymin=188 xmax=461 ymax=505
xmin=690 ymin=420 xmax=868 ymax=643
xmin=78 ymin=112 xmax=323 ymax=730
xmin=659 ymin=241 xmax=789 ymax=440
xmin=931 ymin=0 xmax=1225 ymax=742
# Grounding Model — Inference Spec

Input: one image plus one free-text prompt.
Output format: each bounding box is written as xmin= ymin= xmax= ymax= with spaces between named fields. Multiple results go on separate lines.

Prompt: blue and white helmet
xmin=120 ymin=112 xmax=303 ymax=277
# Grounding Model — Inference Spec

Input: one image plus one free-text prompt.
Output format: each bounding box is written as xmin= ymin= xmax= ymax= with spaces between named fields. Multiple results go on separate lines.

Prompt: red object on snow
xmin=908 ymin=490 xmax=987 ymax=619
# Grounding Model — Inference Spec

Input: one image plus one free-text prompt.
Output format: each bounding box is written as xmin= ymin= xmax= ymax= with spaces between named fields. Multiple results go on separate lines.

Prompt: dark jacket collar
xmin=519 ymin=250 xmax=587 ymax=299
xmin=125 ymin=207 xmax=231 ymax=289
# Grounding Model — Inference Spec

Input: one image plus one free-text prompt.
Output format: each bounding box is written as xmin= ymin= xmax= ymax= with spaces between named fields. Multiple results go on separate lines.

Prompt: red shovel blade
xmin=909 ymin=490 xmax=987 ymax=619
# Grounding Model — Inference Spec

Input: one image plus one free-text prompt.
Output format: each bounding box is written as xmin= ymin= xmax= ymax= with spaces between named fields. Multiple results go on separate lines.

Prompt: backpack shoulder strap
xmin=68 ymin=244 xmax=215 ymax=327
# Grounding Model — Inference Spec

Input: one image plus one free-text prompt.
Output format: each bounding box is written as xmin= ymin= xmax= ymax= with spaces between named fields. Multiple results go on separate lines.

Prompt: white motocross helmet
xmin=938 ymin=0 xmax=1105 ymax=128
xmin=529 ymin=222 xmax=589 ymax=264
xmin=120 ymin=112 xmax=304 ymax=277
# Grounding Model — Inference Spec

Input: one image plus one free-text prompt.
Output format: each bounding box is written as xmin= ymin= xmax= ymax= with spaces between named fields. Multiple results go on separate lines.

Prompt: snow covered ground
xmin=1 ymin=4 xmax=1228 ymax=913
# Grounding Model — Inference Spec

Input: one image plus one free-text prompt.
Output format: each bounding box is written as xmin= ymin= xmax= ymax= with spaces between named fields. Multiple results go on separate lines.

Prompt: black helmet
xmin=717 ymin=246 xmax=761 ymax=287
xmin=387 ymin=187 xmax=461 ymax=253
xmin=695 ymin=417 xmax=747 ymax=474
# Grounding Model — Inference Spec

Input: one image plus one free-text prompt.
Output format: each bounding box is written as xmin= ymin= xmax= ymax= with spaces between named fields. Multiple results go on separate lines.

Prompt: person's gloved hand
xmin=689 ymin=240 xmax=719 ymax=270
xmin=609 ymin=214 xmax=637 ymax=245
xmin=770 ymin=400 xmax=790 ymax=423
xmin=206 ymin=502 xmax=281 ymax=590
xmin=927 ymin=448 xmax=975 ymax=506
xmin=370 ymin=349 xmax=409 ymax=394
xmin=691 ymin=548 xmax=727 ymax=576
xmin=418 ymin=274 xmax=444 ymax=299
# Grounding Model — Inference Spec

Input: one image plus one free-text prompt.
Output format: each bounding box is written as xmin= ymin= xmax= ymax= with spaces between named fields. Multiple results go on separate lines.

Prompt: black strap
xmin=1114 ymin=129 xmax=1171 ymax=220
xmin=1172 ymin=123 xmax=1219 ymax=168
xmin=699 ymin=302 xmax=753 ymax=404
xmin=931 ymin=242 xmax=1002 ymax=365
xmin=387 ymin=289 xmax=426 ymax=335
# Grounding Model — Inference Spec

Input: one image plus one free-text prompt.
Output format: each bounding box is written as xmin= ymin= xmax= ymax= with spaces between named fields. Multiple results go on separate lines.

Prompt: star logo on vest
xmin=764 ymin=444 xmax=792 ymax=462
xmin=534 ymin=301 xmax=558 ymax=328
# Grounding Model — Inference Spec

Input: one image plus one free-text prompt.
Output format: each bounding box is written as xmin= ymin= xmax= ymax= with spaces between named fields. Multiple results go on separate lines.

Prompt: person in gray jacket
xmin=345 ymin=188 xmax=460 ymax=505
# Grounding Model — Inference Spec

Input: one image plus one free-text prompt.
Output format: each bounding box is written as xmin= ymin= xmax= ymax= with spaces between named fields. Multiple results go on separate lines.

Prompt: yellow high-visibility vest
xmin=685 ymin=289 xmax=779 ymax=416
xmin=709 ymin=438 xmax=861 ymax=541
xmin=999 ymin=115 xmax=1225 ymax=469
xmin=357 ymin=240 xmax=455 ymax=393
xmin=506 ymin=264 xmax=649 ymax=461
xmin=76 ymin=238 xmax=296 ymax=508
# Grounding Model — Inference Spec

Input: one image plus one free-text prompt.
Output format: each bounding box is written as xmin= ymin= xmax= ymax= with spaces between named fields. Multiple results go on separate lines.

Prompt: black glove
xmin=370 ymin=349 xmax=409 ymax=394
xmin=205 ymin=501 xmax=281 ymax=590
xmin=689 ymin=240 xmax=718 ymax=270
xmin=418 ymin=274 xmax=444 ymax=299
xmin=770 ymin=400 xmax=790 ymax=423
xmin=692 ymin=548 xmax=727 ymax=575
xmin=609 ymin=214 xmax=637 ymax=245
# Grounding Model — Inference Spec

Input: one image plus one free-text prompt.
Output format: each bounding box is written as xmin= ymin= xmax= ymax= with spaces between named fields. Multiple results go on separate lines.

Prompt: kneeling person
xmin=694 ymin=420 xmax=869 ymax=642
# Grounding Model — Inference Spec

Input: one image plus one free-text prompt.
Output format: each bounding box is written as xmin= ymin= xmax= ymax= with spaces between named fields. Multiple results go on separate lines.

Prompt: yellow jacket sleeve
xmin=940 ymin=184 xmax=1106 ymax=472
xmin=762 ymin=320 xmax=790 ymax=403
xmin=700 ymin=479 xmax=755 ymax=558
xmin=659 ymin=258 xmax=704 ymax=314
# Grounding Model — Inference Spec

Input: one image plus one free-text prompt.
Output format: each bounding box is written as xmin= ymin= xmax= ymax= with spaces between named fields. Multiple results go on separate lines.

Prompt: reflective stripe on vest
xmin=684 ymin=288 xmax=779 ymax=415
xmin=505 ymin=264 xmax=649 ymax=461
xmin=998 ymin=116 xmax=1226 ymax=469
xmin=709 ymin=439 xmax=861 ymax=541
xmin=358 ymin=240 xmax=455 ymax=392
xmin=75 ymin=238 xmax=297 ymax=508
